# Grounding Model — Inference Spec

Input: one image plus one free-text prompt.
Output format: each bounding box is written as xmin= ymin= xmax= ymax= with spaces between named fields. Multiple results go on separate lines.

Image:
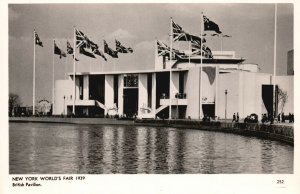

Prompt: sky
xmin=8 ymin=3 xmax=293 ymax=106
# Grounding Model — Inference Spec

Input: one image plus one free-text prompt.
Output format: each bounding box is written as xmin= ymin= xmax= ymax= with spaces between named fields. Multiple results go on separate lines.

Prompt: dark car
xmin=244 ymin=113 xmax=258 ymax=123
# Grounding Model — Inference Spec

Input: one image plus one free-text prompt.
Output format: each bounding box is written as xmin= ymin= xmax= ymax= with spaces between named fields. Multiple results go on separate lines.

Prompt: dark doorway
xmin=202 ymin=104 xmax=215 ymax=118
xmin=123 ymin=89 xmax=138 ymax=118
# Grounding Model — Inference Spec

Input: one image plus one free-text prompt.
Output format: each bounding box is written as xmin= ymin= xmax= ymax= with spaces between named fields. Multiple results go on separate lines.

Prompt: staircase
xmin=95 ymin=100 xmax=106 ymax=110
xmin=155 ymin=105 xmax=168 ymax=115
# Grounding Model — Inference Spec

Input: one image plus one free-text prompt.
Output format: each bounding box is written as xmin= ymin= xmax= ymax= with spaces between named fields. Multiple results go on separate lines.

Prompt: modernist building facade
xmin=54 ymin=50 xmax=294 ymax=120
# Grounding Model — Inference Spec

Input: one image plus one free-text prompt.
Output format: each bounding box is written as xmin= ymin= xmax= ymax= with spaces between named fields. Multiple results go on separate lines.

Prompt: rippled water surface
xmin=9 ymin=122 xmax=293 ymax=174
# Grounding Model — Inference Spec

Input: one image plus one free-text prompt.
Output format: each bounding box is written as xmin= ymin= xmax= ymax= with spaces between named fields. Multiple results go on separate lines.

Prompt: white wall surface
xmin=54 ymin=80 xmax=73 ymax=115
xmin=138 ymin=74 xmax=148 ymax=116
xmin=83 ymin=75 xmax=89 ymax=100
xmin=104 ymin=75 xmax=114 ymax=115
xmin=118 ymin=74 xmax=124 ymax=116
xmin=185 ymin=67 xmax=201 ymax=119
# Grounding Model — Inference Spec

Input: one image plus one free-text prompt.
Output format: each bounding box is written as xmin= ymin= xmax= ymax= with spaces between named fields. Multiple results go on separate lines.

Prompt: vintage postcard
xmin=1 ymin=1 xmax=299 ymax=194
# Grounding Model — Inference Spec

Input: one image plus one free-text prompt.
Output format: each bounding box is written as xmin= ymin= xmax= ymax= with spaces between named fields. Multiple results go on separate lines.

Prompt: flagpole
xmin=65 ymin=53 xmax=67 ymax=80
xmin=273 ymin=4 xmax=277 ymax=117
xmin=169 ymin=17 xmax=173 ymax=119
xmin=199 ymin=12 xmax=203 ymax=120
xmin=33 ymin=30 xmax=36 ymax=116
xmin=73 ymin=27 xmax=76 ymax=115
xmin=188 ymin=40 xmax=191 ymax=65
xmin=215 ymin=65 xmax=219 ymax=119
xmin=221 ymin=35 xmax=223 ymax=52
xmin=52 ymin=39 xmax=55 ymax=115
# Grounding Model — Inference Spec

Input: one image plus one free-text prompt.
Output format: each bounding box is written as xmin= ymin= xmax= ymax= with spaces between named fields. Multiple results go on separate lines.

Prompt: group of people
xmin=260 ymin=112 xmax=294 ymax=124
xmin=277 ymin=112 xmax=294 ymax=123
xmin=232 ymin=112 xmax=240 ymax=122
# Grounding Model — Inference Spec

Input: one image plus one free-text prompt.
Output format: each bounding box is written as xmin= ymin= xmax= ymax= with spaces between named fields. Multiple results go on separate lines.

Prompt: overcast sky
xmin=9 ymin=3 xmax=293 ymax=106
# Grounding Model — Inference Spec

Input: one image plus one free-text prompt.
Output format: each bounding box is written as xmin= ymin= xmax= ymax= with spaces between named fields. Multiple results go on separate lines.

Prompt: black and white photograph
xmin=1 ymin=1 xmax=299 ymax=194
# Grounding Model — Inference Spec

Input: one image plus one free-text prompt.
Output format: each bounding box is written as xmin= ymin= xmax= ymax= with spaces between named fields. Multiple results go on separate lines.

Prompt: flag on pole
xmin=191 ymin=44 xmax=213 ymax=59
xmin=67 ymin=41 xmax=74 ymax=54
xmin=92 ymin=46 xmax=107 ymax=61
xmin=172 ymin=20 xmax=204 ymax=42
xmin=75 ymin=28 xmax=104 ymax=59
xmin=67 ymin=41 xmax=79 ymax=61
xmin=75 ymin=28 xmax=89 ymax=48
xmin=35 ymin=31 xmax=43 ymax=47
xmin=54 ymin=41 xmax=67 ymax=58
xmin=157 ymin=40 xmax=170 ymax=57
xmin=104 ymin=40 xmax=118 ymax=58
xmin=88 ymin=40 xmax=107 ymax=61
xmin=203 ymin=15 xmax=222 ymax=34
xmin=202 ymin=44 xmax=213 ymax=58
xmin=157 ymin=40 xmax=187 ymax=60
xmin=116 ymin=40 xmax=133 ymax=53
xmin=79 ymin=46 xmax=96 ymax=58
xmin=191 ymin=39 xmax=206 ymax=51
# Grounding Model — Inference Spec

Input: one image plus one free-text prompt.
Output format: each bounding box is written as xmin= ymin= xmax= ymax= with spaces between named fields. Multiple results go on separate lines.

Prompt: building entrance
xmin=123 ymin=88 xmax=138 ymax=118
xmin=202 ymin=104 xmax=215 ymax=118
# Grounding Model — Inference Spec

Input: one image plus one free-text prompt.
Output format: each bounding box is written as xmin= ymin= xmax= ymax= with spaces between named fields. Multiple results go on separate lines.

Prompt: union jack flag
xmin=172 ymin=20 xmax=205 ymax=43
xmin=191 ymin=38 xmax=206 ymax=51
xmin=116 ymin=40 xmax=133 ymax=53
xmin=172 ymin=20 xmax=191 ymax=41
xmin=91 ymin=44 xmax=107 ymax=61
xmin=104 ymin=40 xmax=118 ymax=58
xmin=191 ymin=44 xmax=213 ymax=59
xmin=157 ymin=40 xmax=169 ymax=57
xmin=75 ymin=28 xmax=89 ymax=48
xmin=157 ymin=40 xmax=187 ymax=60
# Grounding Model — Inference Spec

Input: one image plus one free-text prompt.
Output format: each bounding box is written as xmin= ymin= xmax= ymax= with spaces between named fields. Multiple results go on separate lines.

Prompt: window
xmin=124 ymin=74 xmax=138 ymax=87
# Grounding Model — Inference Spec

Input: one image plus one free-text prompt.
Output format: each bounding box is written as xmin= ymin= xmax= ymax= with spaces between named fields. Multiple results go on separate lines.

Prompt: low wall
xmin=9 ymin=117 xmax=134 ymax=125
xmin=135 ymin=119 xmax=294 ymax=145
xmin=9 ymin=117 xmax=294 ymax=145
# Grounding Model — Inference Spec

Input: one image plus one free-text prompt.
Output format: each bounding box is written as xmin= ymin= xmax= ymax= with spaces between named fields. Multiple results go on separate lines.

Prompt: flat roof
xmin=68 ymin=67 xmax=190 ymax=76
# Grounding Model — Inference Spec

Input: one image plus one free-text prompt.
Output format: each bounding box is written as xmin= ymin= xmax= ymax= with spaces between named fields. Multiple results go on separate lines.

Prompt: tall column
xmin=83 ymin=75 xmax=89 ymax=100
xmin=152 ymin=73 xmax=156 ymax=117
xmin=171 ymin=72 xmax=179 ymax=118
xmin=138 ymin=74 xmax=148 ymax=117
xmin=215 ymin=65 xmax=219 ymax=119
xmin=105 ymin=75 xmax=114 ymax=115
xmin=118 ymin=74 xmax=124 ymax=116
xmin=75 ymin=76 xmax=80 ymax=101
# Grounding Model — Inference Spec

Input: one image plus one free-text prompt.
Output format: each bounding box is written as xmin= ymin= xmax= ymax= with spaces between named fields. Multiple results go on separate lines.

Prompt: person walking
xmin=277 ymin=113 xmax=281 ymax=123
xmin=236 ymin=112 xmax=239 ymax=123
xmin=232 ymin=113 xmax=236 ymax=122
xmin=281 ymin=112 xmax=285 ymax=123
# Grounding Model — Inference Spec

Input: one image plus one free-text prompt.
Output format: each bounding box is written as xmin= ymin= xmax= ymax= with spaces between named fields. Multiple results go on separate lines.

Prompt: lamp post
xmin=176 ymin=93 xmax=179 ymax=119
xmin=63 ymin=95 xmax=66 ymax=116
xmin=225 ymin=89 xmax=228 ymax=122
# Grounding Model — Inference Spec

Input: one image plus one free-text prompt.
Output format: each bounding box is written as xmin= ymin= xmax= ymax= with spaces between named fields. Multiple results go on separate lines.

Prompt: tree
xmin=9 ymin=93 xmax=22 ymax=116
xmin=278 ymin=87 xmax=288 ymax=113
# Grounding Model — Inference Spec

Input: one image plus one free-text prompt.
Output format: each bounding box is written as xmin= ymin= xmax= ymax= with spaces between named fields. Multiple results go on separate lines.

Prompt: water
xmin=9 ymin=122 xmax=293 ymax=174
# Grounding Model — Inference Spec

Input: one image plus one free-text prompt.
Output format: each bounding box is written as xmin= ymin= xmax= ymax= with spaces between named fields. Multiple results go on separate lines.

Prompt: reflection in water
xmin=9 ymin=123 xmax=294 ymax=174
xmin=154 ymin=128 xmax=169 ymax=173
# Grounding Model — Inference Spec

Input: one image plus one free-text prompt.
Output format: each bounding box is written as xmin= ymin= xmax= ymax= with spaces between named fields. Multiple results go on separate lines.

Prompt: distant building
xmin=287 ymin=49 xmax=294 ymax=75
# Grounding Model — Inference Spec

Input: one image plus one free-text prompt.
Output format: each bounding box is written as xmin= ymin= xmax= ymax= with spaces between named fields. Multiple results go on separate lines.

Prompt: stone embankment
xmin=9 ymin=117 xmax=293 ymax=145
xmin=135 ymin=119 xmax=294 ymax=145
